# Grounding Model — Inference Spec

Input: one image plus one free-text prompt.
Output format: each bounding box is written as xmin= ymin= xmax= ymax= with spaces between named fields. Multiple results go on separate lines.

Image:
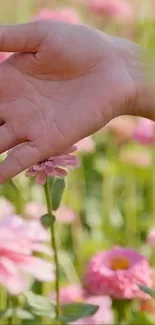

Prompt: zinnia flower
xmin=35 ymin=8 xmax=81 ymax=24
xmin=26 ymin=145 xmax=79 ymax=184
xmin=52 ymin=285 xmax=113 ymax=324
xmin=53 ymin=284 xmax=84 ymax=304
xmin=24 ymin=201 xmax=46 ymax=219
xmin=55 ymin=205 xmax=76 ymax=224
xmin=133 ymin=118 xmax=155 ymax=145
xmin=0 ymin=215 xmax=54 ymax=295
xmin=140 ymin=268 xmax=155 ymax=314
xmin=84 ymin=246 xmax=151 ymax=299
xmin=72 ymin=296 xmax=113 ymax=325
xmin=89 ymin=0 xmax=133 ymax=21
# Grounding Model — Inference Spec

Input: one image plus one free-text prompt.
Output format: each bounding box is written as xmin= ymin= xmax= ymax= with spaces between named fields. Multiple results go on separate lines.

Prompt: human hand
xmin=0 ymin=20 xmax=154 ymax=182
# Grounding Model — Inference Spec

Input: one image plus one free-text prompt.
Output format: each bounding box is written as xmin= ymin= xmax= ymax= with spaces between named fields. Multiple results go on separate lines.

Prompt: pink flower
xmin=84 ymin=246 xmax=151 ymax=299
xmin=52 ymin=285 xmax=113 ymax=324
xmin=89 ymin=0 xmax=133 ymax=21
xmin=0 ymin=215 xmax=54 ymax=295
xmin=53 ymin=285 xmax=84 ymax=304
xmin=147 ymin=228 xmax=155 ymax=246
xmin=76 ymin=136 xmax=95 ymax=153
xmin=133 ymin=118 xmax=155 ymax=145
xmin=24 ymin=201 xmax=46 ymax=219
xmin=55 ymin=205 xmax=76 ymax=224
xmin=73 ymin=296 xmax=113 ymax=325
xmin=26 ymin=145 xmax=80 ymax=185
xmin=35 ymin=8 xmax=81 ymax=24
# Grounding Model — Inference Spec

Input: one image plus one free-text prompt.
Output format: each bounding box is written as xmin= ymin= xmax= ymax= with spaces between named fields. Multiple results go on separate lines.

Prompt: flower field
xmin=0 ymin=0 xmax=155 ymax=324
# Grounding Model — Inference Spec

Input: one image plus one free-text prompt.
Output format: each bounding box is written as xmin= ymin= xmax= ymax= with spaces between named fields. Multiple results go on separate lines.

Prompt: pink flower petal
xmin=36 ymin=171 xmax=47 ymax=184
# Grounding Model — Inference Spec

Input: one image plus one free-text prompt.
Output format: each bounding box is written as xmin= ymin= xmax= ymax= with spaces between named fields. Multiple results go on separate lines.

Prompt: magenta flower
xmin=26 ymin=145 xmax=79 ymax=184
xmin=89 ymin=0 xmax=133 ymax=21
xmin=55 ymin=205 xmax=76 ymax=224
xmin=35 ymin=8 xmax=81 ymax=24
xmin=133 ymin=118 xmax=155 ymax=146
xmin=0 ymin=215 xmax=54 ymax=295
xmin=84 ymin=246 xmax=151 ymax=299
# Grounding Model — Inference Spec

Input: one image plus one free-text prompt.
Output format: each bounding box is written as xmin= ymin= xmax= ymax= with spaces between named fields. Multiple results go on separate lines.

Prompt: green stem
xmin=44 ymin=179 xmax=60 ymax=321
xmin=124 ymin=168 xmax=137 ymax=248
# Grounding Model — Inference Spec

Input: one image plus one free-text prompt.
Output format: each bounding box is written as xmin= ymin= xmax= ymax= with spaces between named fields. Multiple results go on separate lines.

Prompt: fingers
xmin=0 ymin=142 xmax=42 ymax=183
xmin=0 ymin=22 xmax=48 ymax=53
xmin=0 ymin=124 xmax=18 ymax=153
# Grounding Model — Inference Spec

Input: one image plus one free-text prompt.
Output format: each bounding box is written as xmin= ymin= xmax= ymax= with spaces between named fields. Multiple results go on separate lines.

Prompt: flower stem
xmin=44 ymin=179 xmax=60 ymax=321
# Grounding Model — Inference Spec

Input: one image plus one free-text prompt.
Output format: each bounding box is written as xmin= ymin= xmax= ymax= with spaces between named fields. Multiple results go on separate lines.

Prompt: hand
xmin=0 ymin=20 xmax=154 ymax=182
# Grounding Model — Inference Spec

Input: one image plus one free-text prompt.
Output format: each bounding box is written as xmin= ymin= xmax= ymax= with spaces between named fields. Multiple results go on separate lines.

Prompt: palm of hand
xmin=0 ymin=22 xmax=149 ymax=181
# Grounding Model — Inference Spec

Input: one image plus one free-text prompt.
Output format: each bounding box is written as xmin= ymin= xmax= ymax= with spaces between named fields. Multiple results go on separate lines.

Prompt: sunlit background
xmin=0 ymin=0 xmax=155 ymax=324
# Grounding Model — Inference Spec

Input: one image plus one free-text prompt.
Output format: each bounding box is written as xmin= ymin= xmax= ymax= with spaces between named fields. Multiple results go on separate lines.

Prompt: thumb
xmin=0 ymin=21 xmax=47 ymax=53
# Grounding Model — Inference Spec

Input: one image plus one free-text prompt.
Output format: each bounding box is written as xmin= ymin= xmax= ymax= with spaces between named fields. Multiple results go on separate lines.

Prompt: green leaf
xmin=59 ymin=303 xmax=99 ymax=323
xmin=3 ymin=308 xmax=34 ymax=320
xmin=52 ymin=178 xmax=65 ymax=211
xmin=138 ymin=285 xmax=155 ymax=298
xmin=41 ymin=214 xmax=55 ymax=228
xmin=24 ymin=292 xmax=55 ymax=317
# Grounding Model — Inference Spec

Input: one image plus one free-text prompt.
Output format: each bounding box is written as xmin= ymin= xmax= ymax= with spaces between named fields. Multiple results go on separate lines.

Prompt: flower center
xmin=109 ymin=255 xmax=130 ymax=270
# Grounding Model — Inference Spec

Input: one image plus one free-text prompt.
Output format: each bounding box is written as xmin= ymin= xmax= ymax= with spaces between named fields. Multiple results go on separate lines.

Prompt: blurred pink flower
xmin=53 ymin=284 xmax=84 ymax=304
xmin=55 ymin=205 xmax=76 ymax=224
xmin=0 ymin=197 xmax=15 ymax=219
xmin=26 ymin=145 xmax=80 ymax=185
xmin=76 ymin=136 xmax=95 ymax=153
xmin=52 ymin=284 xmax=113 ymax=324
xmin=133 ymin=118 xmax=155 ymax=145
xmin=36 ymin=8 xmax=81 ymax=24
xmin=89 ymin=0 xmax=133 ymax=21
xmin=73 ymin=296 xmax=113 ymax=325
xmin=84 ymin=246 xmax=151 ymax=299
xmin=24 ymin=201 xmax=46 ymax=219
xmin=147 ymin=228 xmax=155 ymax=246
xmin=0 ymin=215 xmax=54 ymax=295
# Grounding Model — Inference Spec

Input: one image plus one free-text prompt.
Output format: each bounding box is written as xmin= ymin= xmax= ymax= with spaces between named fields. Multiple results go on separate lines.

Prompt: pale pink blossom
xmin=35 ymin=8 xmax=81 ymax=24
xmin=0 ymin=197 xmax=15 ymax=219
xmin=147 ymin=228 xmax=155 ymax=246
xmin=52 ymin=285 xmax=113 ymax=324
xmin=73 ymin=296 xmax=113 ymax=325
xmin=55 ymin=205 xmax=76 ymax=224
xmin=53 ymin=284 xmax=84 ymax=304
xmin=89 ymin=0 xmax=133 ymax=21
xmin=133 ymin=118 xmax=155 ymax=145
xmin=24 ymin=201 xmax=46 ymax=219
xmin=26 ymin=145 xmax=79 ymax=185
xmin=76 ymin=136 xmax=95 ymax=153
xmin=84 ymin=246 xmax=151 ymax=299
xmin=0 ymin=215 xmax=54 ymax=295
